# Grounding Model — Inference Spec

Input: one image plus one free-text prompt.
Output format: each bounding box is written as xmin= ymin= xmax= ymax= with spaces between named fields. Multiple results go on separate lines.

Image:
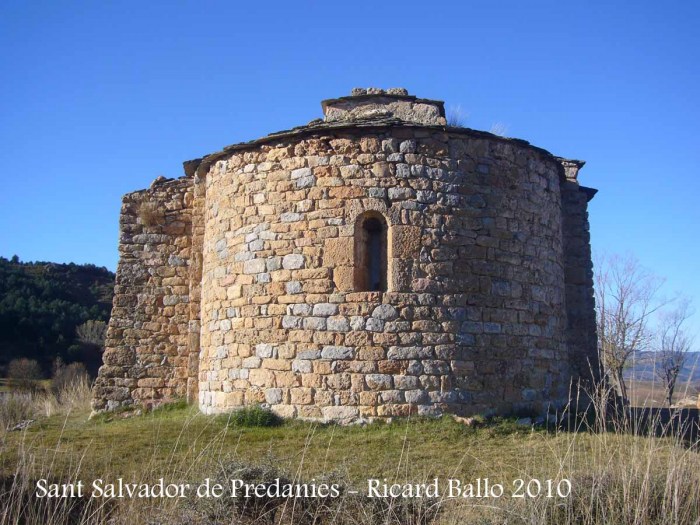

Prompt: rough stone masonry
xmin=92 ymin=88 xmax=598 ymax=423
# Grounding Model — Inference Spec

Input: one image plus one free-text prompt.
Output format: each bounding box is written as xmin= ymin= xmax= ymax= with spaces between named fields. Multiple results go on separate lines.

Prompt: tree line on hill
xmin=0 ymin=256 xmax=114 ymax=382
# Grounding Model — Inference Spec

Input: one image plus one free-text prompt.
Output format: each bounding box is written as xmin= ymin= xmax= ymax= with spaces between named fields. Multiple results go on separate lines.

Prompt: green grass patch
xmin=150 ymin=398 xmax=189 ymax=414
xmin=216 ymin=405 xmax=283 ymax=428
xmin=1 ymin=404 xmax=568 ymax=484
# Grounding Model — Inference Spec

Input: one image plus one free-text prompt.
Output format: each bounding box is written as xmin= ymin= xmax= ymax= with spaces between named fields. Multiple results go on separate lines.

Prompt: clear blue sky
xmin=1 ymin=1 xmax=698 ymax=333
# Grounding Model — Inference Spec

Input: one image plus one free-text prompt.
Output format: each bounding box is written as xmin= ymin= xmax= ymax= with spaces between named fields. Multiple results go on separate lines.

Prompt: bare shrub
xmin=655 ymin=300 xmax=695 ymax=406
xmin=47 ymin=362 xmax=92 ymax=416
xmin=6 ymin=358 xmax=43 ymax=390
xmin=52 ymin=362 xmax=89 ymax=396
xmin=75 ymin=319 xmax=107 ymax=347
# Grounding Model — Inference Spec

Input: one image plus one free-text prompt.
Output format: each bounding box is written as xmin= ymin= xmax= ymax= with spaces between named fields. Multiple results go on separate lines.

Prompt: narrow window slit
xmin=356 ymin=214 xmax=387 ymax=292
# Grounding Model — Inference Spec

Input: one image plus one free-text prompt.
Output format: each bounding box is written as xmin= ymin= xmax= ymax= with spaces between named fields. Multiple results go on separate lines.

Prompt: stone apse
xmin=93 ymin=88 xmax=598 ymax=422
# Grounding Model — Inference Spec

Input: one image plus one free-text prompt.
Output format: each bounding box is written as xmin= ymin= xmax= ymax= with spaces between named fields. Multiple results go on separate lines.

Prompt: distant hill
xmin=625 ymin=351 xmax=700 ymax=383
xmin=0 ymin=256 xmax=114 ymax=376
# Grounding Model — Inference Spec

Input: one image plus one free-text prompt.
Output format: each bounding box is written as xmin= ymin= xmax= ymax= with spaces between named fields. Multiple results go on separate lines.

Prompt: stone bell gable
xmin=92 ymin=88 xmax=598 ymax=422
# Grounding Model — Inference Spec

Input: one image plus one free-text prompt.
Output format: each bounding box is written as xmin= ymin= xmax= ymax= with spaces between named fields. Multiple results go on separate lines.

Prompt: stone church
xmin=92 ymin=88 xmax=598 ymax=422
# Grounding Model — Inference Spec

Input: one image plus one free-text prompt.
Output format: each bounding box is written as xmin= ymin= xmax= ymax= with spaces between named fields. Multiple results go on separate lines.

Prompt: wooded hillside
xmin=0 ymin=256 xmax=114 ymax=376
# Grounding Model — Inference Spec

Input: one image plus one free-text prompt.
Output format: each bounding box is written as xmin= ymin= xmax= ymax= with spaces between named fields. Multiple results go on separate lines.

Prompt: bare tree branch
xmin=594 ymin=253 xmax=670 ymax=404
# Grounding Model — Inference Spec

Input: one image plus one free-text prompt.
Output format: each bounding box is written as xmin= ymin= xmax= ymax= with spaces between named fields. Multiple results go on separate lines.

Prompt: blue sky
xmin=1 ymin=1 xmax=698 ymax=334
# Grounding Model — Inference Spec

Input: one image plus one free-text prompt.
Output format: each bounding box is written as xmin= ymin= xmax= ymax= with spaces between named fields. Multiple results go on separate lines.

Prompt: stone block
xmin=283 ymin=254 xmax=305 ymax=270
xmin=280 ymin=212 xmax=302 ymax=223
xmin=297 ymin=349 xmax=321 ymax=360
xmin=137 ymin=378 xmax=165 ymax=388
xmin=392 ymin=226 xmax=422 ymax=258
xmin=285 ymin=281 xmax=303 ymax=294
xmin=292 ymin=360 xmax=312 ymax=373
xmin=296 ymin=175 xmax=316 ymax=189
xmin=303 ymin=317 xmax=327 ymax=330
xmin=290 ymin=388 xmax=314 ymax=405
xmin=255 ymin=344 xmax=275 ymax=358
xmin=323 ymin=237 xmax=353 ymax=266
xmin=313 ymin=303 xmax=339 ymax=316
xmin=271 ymin=404 xmax=297 ymax=418
xmin=394 ymin=375 xmax=420 ymax=390
xmin=366 ymin=374 xmax=393 ymax=391
xmin=282 ymin=316 xmax=302 ymax=329
xmin=365 ymin=318 xmax=385 ymax=332
xmin=265 ymin=388 xmax=283 ymax=404
xmin=321 ymin=346 xmax=354 ymax=360
xmin=321 ymin=406 xmax=358 ymax=423
xmin=242 ymin=356 xmax=261 ymax=368
xmin=297 ymin=405 xmax=322 ymax=418
xmin=327 ymin=316 xmax=350 ymax=332
xmin=404 ymin=389 xmax=430 ymax=405
xmin=333 ymin=266 xmax=355 ymax=292
xmin=289 ymin=303 xmax=313 ymax=316
xmin=399 ymin=139 xmax=416 ymax=153
xmin=243 ymin=259 xmax=266 ymax=275
xmin=372 ymin=304 xmax=398 ymax=321
xmin=371 ymin=162 xmax=391 ymax=177
xmin=387 ymin=346 xmax=432 ymax=360
xmin=249 ymin=369 xmax=273 ymax=386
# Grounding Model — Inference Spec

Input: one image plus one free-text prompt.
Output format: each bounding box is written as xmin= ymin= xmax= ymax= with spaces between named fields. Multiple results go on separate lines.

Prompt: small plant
xmin=489 ymin=121 xmax=509 ymax=137
xmin=219 ymin=405 xmax=283 ymax=427
xmin=137 ymin=201 xmax=164 ymax=227
xmin=447 ymin=104 xmax=467 ymax=127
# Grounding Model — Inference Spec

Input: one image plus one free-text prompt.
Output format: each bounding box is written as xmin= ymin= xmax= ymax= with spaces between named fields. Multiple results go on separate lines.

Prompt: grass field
xmin=627 ymin=379 xmax=700 ymax=408
xmin=2 ymin=401 xmax=592 ymax=486
xmin=1 ymin=386 xmax=700 ymax=524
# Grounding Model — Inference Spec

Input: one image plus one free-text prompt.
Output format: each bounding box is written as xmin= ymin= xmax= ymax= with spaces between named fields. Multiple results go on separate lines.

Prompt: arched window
xmin=355 ymin=213 xmax=388 ymax=292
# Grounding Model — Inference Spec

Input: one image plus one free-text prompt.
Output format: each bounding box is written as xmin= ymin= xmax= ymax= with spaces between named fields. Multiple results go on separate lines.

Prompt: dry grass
xmin=137 ymin=201 xmax=164 ymax=227
xmin=1 ymin=383 xmax=699 ymax=524
xmin=0 ymin=376 xmax=92 ymax=431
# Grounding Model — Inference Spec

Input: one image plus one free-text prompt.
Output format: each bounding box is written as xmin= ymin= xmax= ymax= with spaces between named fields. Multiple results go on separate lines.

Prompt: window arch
xmin=355 ymin=212 xmax=388 ymax=292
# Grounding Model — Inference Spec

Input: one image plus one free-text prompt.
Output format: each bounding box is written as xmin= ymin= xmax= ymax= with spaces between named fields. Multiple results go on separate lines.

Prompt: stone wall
xmin=92 ymin=177 xmax=194 ymax=411
xmin=196 ymin=127 xmax=573 ymax=421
